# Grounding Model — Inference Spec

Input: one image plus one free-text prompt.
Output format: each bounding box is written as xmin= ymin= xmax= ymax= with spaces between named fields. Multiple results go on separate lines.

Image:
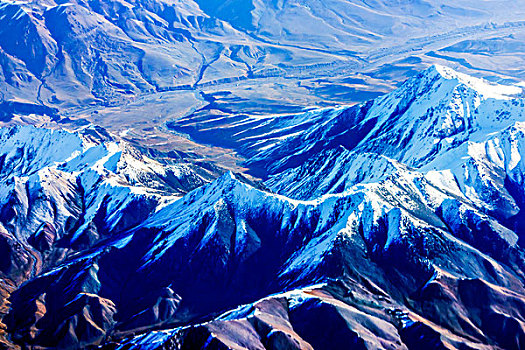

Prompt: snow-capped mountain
xmin=6 ymin=171 xmax=525 ymax=348
xmin=1 ymin=66 xmax=525 ymax=349
xmin=0 ymin=124 xmax=217 ymax=285
xmin=171 ymin=66 xmax=525 ymax=222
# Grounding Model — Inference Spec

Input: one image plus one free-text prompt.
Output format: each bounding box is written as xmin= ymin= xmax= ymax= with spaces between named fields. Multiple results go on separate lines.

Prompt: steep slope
xmin=0 ymin=124 xmax=219 ymax=348
xmin=255 ymin=67 xmax=525 ymax=247
xmin=2 ymin=67 xmax=525 ymax=349
xmin=170 ymin=65 xmax=525 ymax=226
xmin=5 ymin=169 xmax=525 ymax=349
xmin=0 ymin=124 xmax=218 ymax=272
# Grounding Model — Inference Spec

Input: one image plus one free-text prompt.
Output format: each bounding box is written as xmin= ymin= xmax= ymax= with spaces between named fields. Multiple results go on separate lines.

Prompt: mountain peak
xmin=418 ymin=64 xmax=522 ymax=99
xmin=218 ymin=170 xmax=237 ymax=183
xmin=423 ymin=64 xmax=459 ymax=79
xmin=200 ymin=171 xmax=243 ymax=195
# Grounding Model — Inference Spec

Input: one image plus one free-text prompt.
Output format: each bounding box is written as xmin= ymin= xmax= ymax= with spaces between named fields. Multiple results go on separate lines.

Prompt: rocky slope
xmin=1 ymin=66 xmax=524 ymax=349
xmin=0 ymin=124 xmax=222 ymax=348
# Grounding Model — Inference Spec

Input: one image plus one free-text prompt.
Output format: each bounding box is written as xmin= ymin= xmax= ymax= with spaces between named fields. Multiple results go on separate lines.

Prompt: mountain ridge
xmin=1 ymin=66 xmax=525 ymax=349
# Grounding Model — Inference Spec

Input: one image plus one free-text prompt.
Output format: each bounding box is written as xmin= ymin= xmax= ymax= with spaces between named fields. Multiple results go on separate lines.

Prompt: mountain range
xmin=0 ymin=65 xmax=524 ymax=349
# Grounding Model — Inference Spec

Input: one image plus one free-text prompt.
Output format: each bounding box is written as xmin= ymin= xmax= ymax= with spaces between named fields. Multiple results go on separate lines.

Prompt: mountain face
xmin=0 ymin=66 xmax=524 ymax=349
xmin=0 ymin=124 xmax=223 ymax=348
xmin=0 ymin=123 xmax=220 ymax=274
